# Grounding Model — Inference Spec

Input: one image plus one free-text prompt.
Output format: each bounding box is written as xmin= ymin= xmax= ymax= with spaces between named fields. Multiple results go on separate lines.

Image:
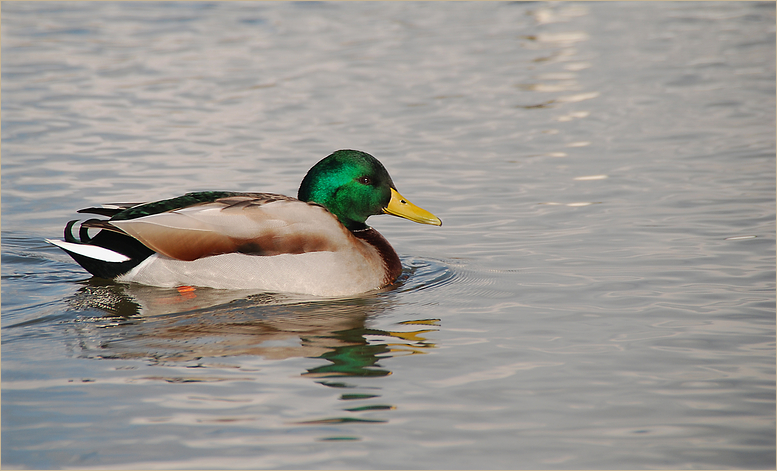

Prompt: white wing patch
xmin=46 ymin=239 xmax=131 ymax=263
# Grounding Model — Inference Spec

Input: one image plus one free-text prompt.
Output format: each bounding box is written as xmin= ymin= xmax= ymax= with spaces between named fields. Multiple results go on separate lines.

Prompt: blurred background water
xmin=2 ymin=2 xmax=775 ymax=469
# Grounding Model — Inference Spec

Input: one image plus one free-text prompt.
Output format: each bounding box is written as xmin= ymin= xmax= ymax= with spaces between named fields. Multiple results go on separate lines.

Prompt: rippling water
xmin=2 ymin=2 xmax=775 ymax=469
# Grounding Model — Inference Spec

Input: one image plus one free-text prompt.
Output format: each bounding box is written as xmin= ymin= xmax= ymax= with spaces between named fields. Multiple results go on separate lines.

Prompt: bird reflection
xmin=66 ymin=279 xmax=438 ymax=381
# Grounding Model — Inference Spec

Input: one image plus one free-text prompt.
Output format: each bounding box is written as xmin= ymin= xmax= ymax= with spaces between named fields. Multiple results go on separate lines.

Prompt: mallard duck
xmin=47 ymin=150 xmax=441 ymax=297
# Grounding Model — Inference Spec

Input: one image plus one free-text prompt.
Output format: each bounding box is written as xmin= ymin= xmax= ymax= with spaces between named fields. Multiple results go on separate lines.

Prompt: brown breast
xmin=352 ymin=228 xmax=402 ymax=284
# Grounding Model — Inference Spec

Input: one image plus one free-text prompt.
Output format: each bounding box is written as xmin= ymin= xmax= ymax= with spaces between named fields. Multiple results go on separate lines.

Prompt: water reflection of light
xmin=518 ymin=2 xmax=598 ymax=132
xmin=528 ymin=4 xmax=590 ymax=26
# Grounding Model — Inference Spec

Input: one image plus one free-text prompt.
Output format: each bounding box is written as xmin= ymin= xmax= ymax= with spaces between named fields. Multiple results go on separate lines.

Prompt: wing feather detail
xmin=109 ymin=198 xmax=354 ymax=261
xmin=77 ymin=203 xmax=143 ymax=217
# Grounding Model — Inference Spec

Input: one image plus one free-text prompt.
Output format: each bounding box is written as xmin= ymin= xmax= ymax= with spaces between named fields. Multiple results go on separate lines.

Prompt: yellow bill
xmin=383 ymin=188 xmax=442 ymax=226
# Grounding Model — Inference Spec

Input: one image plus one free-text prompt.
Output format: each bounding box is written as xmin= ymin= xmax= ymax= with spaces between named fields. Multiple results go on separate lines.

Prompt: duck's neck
xmin=352 ymin=228 xmax=402 ymax=284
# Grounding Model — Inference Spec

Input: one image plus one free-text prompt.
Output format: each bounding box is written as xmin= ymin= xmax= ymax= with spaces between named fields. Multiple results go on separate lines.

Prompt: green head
xmin=298 ymin=150 xmax=441 ymax=231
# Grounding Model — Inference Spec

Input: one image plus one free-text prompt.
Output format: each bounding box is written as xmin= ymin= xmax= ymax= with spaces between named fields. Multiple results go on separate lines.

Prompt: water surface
xmin=2 ymin=2 xmax=775 ymax=469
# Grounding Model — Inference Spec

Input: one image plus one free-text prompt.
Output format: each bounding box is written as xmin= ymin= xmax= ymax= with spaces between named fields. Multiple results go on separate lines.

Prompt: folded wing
xmin=92 ymin=196 xmax=354 ymax=261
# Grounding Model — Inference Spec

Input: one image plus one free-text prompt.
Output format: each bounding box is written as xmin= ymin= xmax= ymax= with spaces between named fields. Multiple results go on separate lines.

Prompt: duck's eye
xmin=358 ymin=176 xmax=372 ymax=185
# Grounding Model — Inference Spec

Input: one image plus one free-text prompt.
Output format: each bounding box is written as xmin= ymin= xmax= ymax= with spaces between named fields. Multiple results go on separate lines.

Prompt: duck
xmin=47 ymin=150 xmax=442 ymax=297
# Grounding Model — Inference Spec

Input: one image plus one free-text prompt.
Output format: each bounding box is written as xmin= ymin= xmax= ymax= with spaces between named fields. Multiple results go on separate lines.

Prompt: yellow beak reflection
xmin=383 ymin=188 xmax=442 ymax=226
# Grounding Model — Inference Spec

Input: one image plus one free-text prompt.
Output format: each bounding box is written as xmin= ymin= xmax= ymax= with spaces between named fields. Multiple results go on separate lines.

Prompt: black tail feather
xmin=65 ymin=220 xmax=80 ymax=243
xmin=59 ymin=220 xmax=155 ymax=280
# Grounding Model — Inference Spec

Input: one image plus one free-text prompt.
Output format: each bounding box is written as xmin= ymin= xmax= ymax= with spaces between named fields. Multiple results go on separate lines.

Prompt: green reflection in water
xmin=296 ymin=417 xmax=388 ymax=425
xmin=303 ymin=330 xmax=392 ymax=378
xmin=340 ymin=393 xmax=381 ymax=400
xmin=344 ymin=405 xmax=394 ymax=412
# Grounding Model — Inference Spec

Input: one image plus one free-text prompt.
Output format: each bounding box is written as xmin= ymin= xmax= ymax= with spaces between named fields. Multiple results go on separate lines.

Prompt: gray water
xmin=2 ymin=2 xmax=775 ymax=469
